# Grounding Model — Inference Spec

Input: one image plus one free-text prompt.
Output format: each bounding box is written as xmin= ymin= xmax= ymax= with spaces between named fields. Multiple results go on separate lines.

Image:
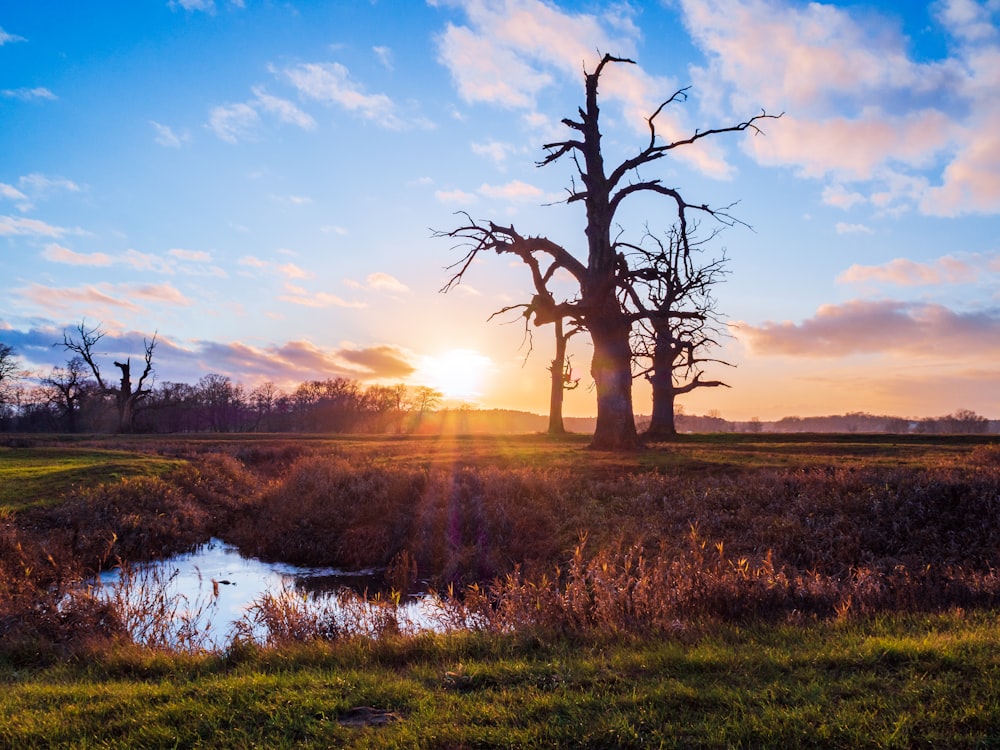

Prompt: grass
xmin=0 ymin=446 xmax=186 ymax=512
xmin=1 ymin=611 xmax=998 ymax=748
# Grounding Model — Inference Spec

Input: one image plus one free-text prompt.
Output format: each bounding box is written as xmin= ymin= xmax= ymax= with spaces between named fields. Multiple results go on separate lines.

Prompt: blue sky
xmin=2 ymin=0 xmax=999 ymax=421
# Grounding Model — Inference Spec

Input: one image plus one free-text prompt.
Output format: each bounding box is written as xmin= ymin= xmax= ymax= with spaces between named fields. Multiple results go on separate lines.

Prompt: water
xmin=97 ymin=538 xmax=445 ymax=649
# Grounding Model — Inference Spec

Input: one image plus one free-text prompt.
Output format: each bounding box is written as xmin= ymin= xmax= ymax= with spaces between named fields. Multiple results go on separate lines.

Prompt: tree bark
xmin=587 ymin=313 xmax=639 ymax=450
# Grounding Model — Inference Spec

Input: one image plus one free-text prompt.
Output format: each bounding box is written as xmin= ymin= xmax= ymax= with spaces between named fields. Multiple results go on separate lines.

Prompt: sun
xmin=412 ymin=349 xmax=493 ymax=403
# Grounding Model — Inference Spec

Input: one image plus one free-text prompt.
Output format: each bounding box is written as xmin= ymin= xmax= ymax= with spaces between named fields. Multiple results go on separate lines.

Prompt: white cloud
xmin=208 ymin=102 xmax=260 ymax=143
xmin=471 ymin=139 xmax=519 ymax=167
xmin=678 ymin=0 xmax=1000 ymax=216
xmin=150 ymin=121 xmax=186 ymax=148
xmin=934 ymin=0 xmax=999 ymax=42
xmin=278 ymin=282 xmax=366 ymax=309
xmin=373 ymin=45 xmax=393 ymax=69
xmin=1 ymin=87 xmax=56 ymax=101
xmin=42 ymin=243 xmax=112 ymax=266
xmin=0 ymin=27 xmax=26 ymax=45
xmin=168 ymin=248 xmax=211 ymax=262
xmin=362 ymin=271 xmax=410 ymax=292
xmin=478 ymin=180 xmax=544 ymax=201
xmin=434 ymin=0 xmax=735 ymax=177
xmin=435 ymin=188 xmax=477 ymax=204
xmin=0 ymin=183 xmax=27 ymax=202
xmin=169 ymin=0 xmax=215 ymax=12
xmin=835 ymin=222 xmax=873 ymax=235
xmin=280 ymin=61 xmax=406 ymax=129
xmin=0 ymin=215 xmax=82 ymax=238
xmin=251 ymin=86 xmax=316 ymax=130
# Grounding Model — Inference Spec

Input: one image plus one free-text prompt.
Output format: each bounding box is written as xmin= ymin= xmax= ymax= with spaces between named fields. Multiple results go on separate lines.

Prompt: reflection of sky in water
xmin=98 ymin=538 xmax=435 ymax=649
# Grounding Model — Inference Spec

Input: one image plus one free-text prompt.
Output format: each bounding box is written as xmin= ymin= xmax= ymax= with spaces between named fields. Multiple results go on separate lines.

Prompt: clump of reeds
xmin=1 ymin=520 xmax=126 ymax=664
xmin=229 ymin=585 xmax=403 ymax=647
xmin=427 ymin=528 xmax=1000 ymax=636
xmin=97 ymin=562 xmax=218 ymax=652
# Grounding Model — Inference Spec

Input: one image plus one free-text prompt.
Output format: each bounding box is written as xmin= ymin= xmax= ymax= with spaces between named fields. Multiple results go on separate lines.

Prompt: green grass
xmin=0 ymin=447 xmax=186 ymax=511
xmin=1 ymin=611 xmax=998 ymax=748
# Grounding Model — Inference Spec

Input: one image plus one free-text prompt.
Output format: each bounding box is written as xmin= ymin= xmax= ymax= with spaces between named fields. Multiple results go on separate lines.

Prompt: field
xmin=2 ymin=432 xmax=999 ymax=748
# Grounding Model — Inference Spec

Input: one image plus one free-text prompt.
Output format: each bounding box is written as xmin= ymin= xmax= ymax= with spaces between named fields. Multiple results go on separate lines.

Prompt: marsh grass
xmin=4 ymin=434 xmax=1000 ymax=652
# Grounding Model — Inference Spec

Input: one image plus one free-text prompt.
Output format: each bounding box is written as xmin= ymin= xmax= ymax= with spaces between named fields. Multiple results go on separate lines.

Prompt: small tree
xmin=61 ymin=321 xmax=157 ymax=433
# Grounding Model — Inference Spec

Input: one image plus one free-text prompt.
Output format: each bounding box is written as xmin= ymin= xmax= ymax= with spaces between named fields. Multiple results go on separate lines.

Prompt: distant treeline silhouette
xmin=0 ymin=366 xmax=994 ymax=435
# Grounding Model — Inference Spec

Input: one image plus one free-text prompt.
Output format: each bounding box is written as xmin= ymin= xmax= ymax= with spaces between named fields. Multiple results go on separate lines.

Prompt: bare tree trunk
xmin=547 ymin=318 xmax=568 ymax=434
xmin=588 ymin=316 xmax=638 ymax=450
xmin=645 ymin=371 xmax=678 ymax=438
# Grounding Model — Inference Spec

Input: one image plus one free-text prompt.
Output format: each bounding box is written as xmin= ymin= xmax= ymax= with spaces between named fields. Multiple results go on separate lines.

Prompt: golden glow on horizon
xmin=412 ymin=348 xmax=493 ymax=403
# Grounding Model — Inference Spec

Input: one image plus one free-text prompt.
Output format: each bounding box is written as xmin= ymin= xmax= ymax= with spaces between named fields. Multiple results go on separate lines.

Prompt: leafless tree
xmin=61 ymin=321 xmax=157 ymax=433
xmin=40 ymin=355 xmax=94 ymax=433
xmin=439 ymin=54 xmax=778 ymax=449
xmin=0 ymin=342 xmax=20 ymax=406
xmin=621 ymin=224 xmax=732 ymax=438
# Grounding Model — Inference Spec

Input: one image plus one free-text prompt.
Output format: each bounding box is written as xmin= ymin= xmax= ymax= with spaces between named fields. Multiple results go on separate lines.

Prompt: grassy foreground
xmin=1 ymin=612 xmax=998 ymax=749
xmin=3 ymin=433 xmax=1000 ymax=747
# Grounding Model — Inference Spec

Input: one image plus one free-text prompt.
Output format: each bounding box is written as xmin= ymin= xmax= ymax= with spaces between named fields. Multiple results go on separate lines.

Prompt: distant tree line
xmin=0 ymin=336 xmax=995 ymax=436
xmin=0 ymin=332 xmax=444 ymax=435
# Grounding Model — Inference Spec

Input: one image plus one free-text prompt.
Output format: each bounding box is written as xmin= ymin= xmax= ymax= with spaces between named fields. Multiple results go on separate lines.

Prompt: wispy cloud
xmin=838 ymin=252 xmax=998 ymax=286
xmin=478 ymin=179 xmax=545 ymax=201
xmin=0 ymin=183 xmax=28 ymax=202
xmin=435 ymin=188 xmax=477 ymax=204
xmin=207 ymin=86 xmax=316 ymax=143
xmin=16 ymin=281 xmax=191 ymax=316
xmin=208 ymin=102 xmax=260 ymax=143
xmin=150 ymin=121 xmax=187 ymax=148
xmin=278 ymin=282 xmax=366 ymax=309
xmin=835 ymin=222 xmax=873 ymax=235
xmin=0 ymin=26 xmax=26 ymax=45
xmin=280 ymin=61 xmax=407 ymax=129
xmin=345 ymin=272 xmax=409 ymax=293
xmin=0 ymin=215 xmax=84 ymax=238
xmin=1 ymin=87 xmax=56 ymax=101
xmin=373 ymin=45 xmax=393 ymax=70
xmin=250 ymin=86 xmax=316 ymax=130
xmin=42 ymin=243 xmax=112 ymax=266
xmin=471 ymin=139 xmax=520 ymax=167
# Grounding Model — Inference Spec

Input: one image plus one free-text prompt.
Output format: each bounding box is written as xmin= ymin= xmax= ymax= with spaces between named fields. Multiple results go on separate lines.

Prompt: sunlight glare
xmin=413 ymin=349 xmax=493 ymax=403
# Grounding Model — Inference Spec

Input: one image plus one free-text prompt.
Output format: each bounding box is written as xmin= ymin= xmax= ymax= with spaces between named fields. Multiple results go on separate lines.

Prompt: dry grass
xmin=2 ymin=434 xmax=1000 ymax=658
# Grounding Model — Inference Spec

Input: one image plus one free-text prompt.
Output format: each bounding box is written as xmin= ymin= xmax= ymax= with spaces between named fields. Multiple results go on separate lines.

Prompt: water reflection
xmin=98 ymin=538 xmax=438 ymax=649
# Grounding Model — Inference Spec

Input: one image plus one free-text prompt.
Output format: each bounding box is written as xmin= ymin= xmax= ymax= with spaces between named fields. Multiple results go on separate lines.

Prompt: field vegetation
xmin=1 ymin=432 xmax=999 ymax=747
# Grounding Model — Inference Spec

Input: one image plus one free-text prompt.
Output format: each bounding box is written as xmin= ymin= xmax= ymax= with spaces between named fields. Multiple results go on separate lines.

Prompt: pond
xmin=96 ymin=538 xmax=447 ymax=650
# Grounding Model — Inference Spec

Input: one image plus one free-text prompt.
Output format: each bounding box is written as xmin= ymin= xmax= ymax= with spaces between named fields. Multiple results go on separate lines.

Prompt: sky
xmin=2 ymin=0 xmax=999 ymax=422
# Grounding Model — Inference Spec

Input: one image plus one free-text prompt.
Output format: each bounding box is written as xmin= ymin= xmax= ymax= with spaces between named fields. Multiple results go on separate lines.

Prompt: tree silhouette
xmin=40 ymin=356 xmax=93 ymax=433
xmin=440 ymin=54 xmax=777 ymax=449
xmin=0 ymin=342 xmax=20 ymax=406
xmin=622 ymin=224 xmax=732 ymax=438
xmin=61 ymin=321 xmax=157 ymax=433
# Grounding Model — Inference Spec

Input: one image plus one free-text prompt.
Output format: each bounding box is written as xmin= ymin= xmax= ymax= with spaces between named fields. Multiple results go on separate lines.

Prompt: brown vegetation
xmin=2 ymin=435 xmax=1000 ymax=658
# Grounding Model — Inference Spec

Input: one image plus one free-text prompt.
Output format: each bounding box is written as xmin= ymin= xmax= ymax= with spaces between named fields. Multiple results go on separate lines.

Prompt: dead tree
xmin=439 ymin=54 xmax=777 ymax=450
xmin=620 ymin=224 xmax=733 ymax=438
xmin=61 ymin=321 xmax=157 ymax=433
xmin=40 ymin=356 xmax=93 ymax=433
